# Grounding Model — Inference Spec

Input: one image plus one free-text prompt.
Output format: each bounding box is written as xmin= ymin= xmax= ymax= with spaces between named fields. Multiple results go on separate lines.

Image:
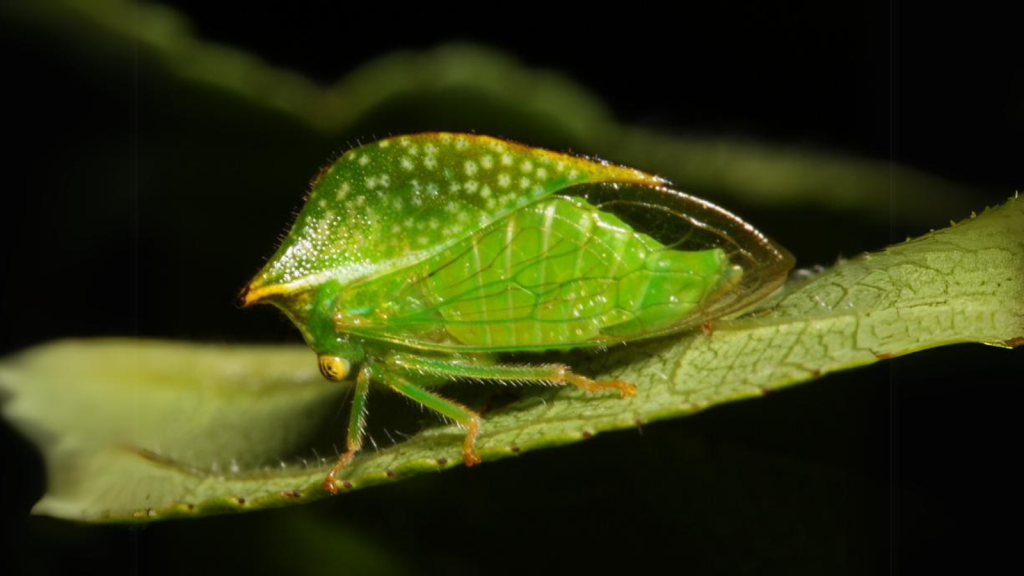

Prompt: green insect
xmin=240 ymin=133 xmax=793 ymax=493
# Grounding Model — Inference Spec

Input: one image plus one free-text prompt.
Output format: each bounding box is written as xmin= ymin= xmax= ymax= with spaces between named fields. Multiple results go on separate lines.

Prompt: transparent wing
xmin=573 ymin=182 xmax=795 ymax=331
xmin=334 ymin=183 xmax=793 ymax=352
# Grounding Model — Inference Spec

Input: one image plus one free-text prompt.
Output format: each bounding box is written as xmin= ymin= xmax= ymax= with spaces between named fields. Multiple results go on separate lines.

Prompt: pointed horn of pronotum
xmin=236 ymin=284 xmax=260 ymax=308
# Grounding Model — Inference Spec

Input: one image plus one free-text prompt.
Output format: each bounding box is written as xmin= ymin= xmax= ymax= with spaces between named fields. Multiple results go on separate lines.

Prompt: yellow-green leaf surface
xmin=2 ymin=197 xmax=1021 ymax=523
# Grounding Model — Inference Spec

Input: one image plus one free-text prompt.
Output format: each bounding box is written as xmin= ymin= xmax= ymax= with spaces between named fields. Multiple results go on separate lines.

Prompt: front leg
xmin=322 ymin=364 xmax=373 ymax=494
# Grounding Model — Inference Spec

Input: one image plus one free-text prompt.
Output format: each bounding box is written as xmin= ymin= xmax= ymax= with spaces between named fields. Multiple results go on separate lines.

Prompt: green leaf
xmin=2 ymin=196 xmax=1021 ymax=523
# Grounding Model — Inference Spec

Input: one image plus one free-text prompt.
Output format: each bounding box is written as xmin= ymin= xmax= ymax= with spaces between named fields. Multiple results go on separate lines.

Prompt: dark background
xmin=1 ymin=2 xmax=1021 ymax=575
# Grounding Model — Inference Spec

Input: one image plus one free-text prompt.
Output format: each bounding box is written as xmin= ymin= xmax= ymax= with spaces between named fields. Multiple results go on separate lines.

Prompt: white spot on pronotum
xmin=481 ymin=155 xmax=494 ymax=169
xmin=536 ymin=167 xmax=548 ymax=179
xmin=465 ymin=180 xmax=479 ymax=193
xmin=359 ymin=155 xmax=370 ymax=166
xmin=336 ymin=182 xmax=351 ymax=201
xmin=501 ymin=153 xmax=514 ymax=166
xmin=520 ymin=160 xmax=534 ymax=173
xmin=424 ymin=156 xmax=437 ymax=169
xmin=315 ymin=218 xmax=332 ymax=236
xmin=465 ymin=161 xmax=478 ymax=176
xmin=426 ymin=183 xmax=440 ymax=197
xmin=379 ymin=140 xmax=391 ymax=148
xmin=480 ymin=185 xmax=492 ymax=199
xmin=401 ymin=157 xmax=414 ymax=171
xmin=497 ymin=173 xmax=511 ymax=188
xmin=568 ymin=168 xmax=579 ymax=178
xmin=519 ymin=177 xmax=531 ymax=189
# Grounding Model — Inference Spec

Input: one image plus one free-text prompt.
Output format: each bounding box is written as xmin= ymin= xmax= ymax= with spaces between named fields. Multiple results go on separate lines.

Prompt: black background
xmin=1 ymin=2 xmax=1021 ymax=575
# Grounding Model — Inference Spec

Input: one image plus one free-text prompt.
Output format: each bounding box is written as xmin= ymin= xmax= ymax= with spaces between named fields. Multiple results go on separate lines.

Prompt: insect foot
xmin=562 ymin=369 xmax=638 ymax=399
xmin=462 ymin=415 xmax=483 ymax=467
xmin=321 ymin=451 xmax=358 ymax=495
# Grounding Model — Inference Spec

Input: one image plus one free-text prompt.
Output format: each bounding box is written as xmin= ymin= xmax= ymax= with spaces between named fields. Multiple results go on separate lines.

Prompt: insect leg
xmin=383 ymin=370 xmax=483 ymax=467
xmin=322 ymin=365 xmax=373 ymax=495
xmin=387 ymin=353 xmax=637 ymax=398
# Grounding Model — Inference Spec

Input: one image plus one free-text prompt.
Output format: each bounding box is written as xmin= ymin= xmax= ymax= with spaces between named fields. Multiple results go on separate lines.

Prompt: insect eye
xmin=318 ymin=355 xmax=351 ymax=381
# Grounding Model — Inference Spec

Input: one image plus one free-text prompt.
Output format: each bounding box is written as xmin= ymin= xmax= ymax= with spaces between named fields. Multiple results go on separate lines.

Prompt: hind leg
xmin=386 ymin=352 xmax=636 ymax=398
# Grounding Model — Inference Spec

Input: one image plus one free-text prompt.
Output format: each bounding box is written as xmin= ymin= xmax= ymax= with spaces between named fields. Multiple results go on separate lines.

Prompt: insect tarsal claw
xmin=321 ymin=476 xmax=339 ymax=495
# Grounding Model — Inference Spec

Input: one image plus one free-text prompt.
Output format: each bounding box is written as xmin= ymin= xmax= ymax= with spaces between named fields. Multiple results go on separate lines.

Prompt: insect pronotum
xmin=240 ymin=133 xmax=794 ymax=493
